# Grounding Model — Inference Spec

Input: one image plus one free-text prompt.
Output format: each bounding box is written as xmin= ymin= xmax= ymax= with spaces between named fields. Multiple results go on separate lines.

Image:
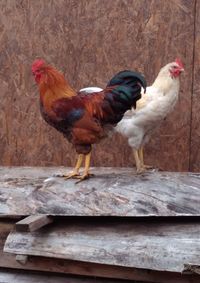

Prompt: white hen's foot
xmin=136 ymin=166 xmax=146 ymax=174
xmin=143 ymin=164 xmax=154 ymax=170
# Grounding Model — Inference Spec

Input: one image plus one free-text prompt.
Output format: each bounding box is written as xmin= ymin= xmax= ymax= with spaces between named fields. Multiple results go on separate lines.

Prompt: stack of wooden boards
xmin=0 ymin=166 xmax=200 ymax=283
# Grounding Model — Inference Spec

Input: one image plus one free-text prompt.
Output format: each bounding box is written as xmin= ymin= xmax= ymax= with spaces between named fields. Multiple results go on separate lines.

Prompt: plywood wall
xmin=191 ymin=0 xmax=200 ymax=172
xmin=0 ymin=0 xmax=198 ymax=171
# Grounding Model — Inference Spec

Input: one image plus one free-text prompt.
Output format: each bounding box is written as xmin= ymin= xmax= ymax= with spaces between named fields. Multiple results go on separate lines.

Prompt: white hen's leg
xmin=139 ymin=147 xmax=153 ymax=170
xmin=138 ymin=147 xmax=144 ymax=167
xmin=133 ymin=149 xmax=144 ymax=174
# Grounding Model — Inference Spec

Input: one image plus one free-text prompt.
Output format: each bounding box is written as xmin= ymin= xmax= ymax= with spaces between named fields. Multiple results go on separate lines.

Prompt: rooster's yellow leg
xmin=64 ymin=154 xmax=84 ymax=179
xmin=138 ymin=147 xmax=153 ymax=169
xmin=76 ymin=152 xmax=92 ymax=183
xmin=133 ymin=149 xmax=144 ymax=173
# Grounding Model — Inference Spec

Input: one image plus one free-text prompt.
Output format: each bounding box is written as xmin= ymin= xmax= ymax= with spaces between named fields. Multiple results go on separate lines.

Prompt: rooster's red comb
xmin=175 ymin=58 xmax=184 ymax=69
xmin=32 ymin=59 xmax=46 ymax=72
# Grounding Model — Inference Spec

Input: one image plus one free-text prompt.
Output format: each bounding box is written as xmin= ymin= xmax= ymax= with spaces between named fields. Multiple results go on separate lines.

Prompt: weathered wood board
xmin=1 ymin=167 xmax=200 ymax=216
xmin=15 ymin=215 xmax=53 ymax=232
xmin=0 ymin=220 xmax=199 ymax=283
xmin=0 ymin=270 xmax=127 ymax=283
xmin=4 ymin=220 xmax=200 ymax=274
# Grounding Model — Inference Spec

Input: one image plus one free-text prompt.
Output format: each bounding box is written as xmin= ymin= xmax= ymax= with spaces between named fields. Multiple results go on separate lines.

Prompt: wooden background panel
xmin=190 ymin=0 xmax=200 ymax=172
xmin=0 ymin=0 xmax=195 ymax=170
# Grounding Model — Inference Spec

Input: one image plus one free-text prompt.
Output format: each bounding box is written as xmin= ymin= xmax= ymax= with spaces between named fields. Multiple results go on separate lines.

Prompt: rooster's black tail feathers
xmin=103 ymin=70 xmax=146 ymax=124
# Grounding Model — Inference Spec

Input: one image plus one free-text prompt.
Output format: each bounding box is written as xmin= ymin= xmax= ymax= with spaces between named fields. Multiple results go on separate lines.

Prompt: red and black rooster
xmin=32 ymin=59 xmax=146 ymax=181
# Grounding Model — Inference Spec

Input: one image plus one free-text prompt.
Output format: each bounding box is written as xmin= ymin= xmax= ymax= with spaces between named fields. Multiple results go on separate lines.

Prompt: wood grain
xmin=4 ymin=220 xmax=200 ymax=274
xmin=0 ymin=0 xmax=195 ymax=171
xmin=1 ymin=167 xmax=200 ymax=216
xmin=0 ymin=220 xmax=199 ymax=283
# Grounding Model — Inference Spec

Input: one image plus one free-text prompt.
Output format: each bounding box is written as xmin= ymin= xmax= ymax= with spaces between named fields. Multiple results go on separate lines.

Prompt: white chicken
xmin=116 ymin=59 xmax=184 ymax=173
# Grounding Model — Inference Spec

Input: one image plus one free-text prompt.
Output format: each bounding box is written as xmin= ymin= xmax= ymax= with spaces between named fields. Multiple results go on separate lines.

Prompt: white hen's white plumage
xmin=116 ymin=62 xmax=181 ymax=150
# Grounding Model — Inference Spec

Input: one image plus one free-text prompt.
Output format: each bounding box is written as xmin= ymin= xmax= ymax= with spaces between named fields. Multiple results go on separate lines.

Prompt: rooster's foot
xmin=63 ymin=171 xmax=80 ymax=179
xmin=75 ymin=173 xmax=94 ymax=184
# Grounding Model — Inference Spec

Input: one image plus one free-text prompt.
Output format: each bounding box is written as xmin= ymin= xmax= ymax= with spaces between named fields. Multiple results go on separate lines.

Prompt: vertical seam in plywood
xmin=189 ymin=0 xmax=197 ymax=171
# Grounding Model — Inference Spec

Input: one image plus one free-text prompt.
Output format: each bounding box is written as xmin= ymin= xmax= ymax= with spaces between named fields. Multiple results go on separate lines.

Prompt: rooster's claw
xmin=75 ymin=173 xmax=94 ymax=184
xmin=64 ymin=172 xmax=80 ymax=179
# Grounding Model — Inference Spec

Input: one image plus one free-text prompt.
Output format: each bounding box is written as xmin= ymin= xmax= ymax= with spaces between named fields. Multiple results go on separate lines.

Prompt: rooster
xmin=32 ymin=59 xmax=146 ymax=181
xmin=116 ymin=59 xmax=184 ymax=173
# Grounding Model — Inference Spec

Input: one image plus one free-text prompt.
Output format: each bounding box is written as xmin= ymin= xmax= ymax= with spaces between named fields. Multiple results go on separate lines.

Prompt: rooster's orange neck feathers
xmin=39 ymin=66 xmax=76 ymax=100
xmin=37 ymin=64 xmax=76 ymax=117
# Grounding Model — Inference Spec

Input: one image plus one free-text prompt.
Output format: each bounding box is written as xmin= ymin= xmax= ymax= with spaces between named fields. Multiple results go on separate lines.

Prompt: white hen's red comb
xmin=175 ymin=58 xmax=184 ymax=69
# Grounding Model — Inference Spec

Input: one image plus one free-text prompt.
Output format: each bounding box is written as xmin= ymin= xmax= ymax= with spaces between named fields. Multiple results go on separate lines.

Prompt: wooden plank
xmin=184 ymin=264 xmax=200 ymax=275
xmin=1 ymin=167 xmax=200 ymax=216
xmin=15 ymin=254 xmax=28 ymax=264
xmin=0 ymin=269 xmax=127 ymax=283
xmin=0 ymin=219 xmax=198 ymax=283
xmin=4 ymin=220 xmax=200 ymax=274
xmin=1 ymin=253 xmax=200 ymax=283
xmin=15 ymin=215 xmax=53 ymax=232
